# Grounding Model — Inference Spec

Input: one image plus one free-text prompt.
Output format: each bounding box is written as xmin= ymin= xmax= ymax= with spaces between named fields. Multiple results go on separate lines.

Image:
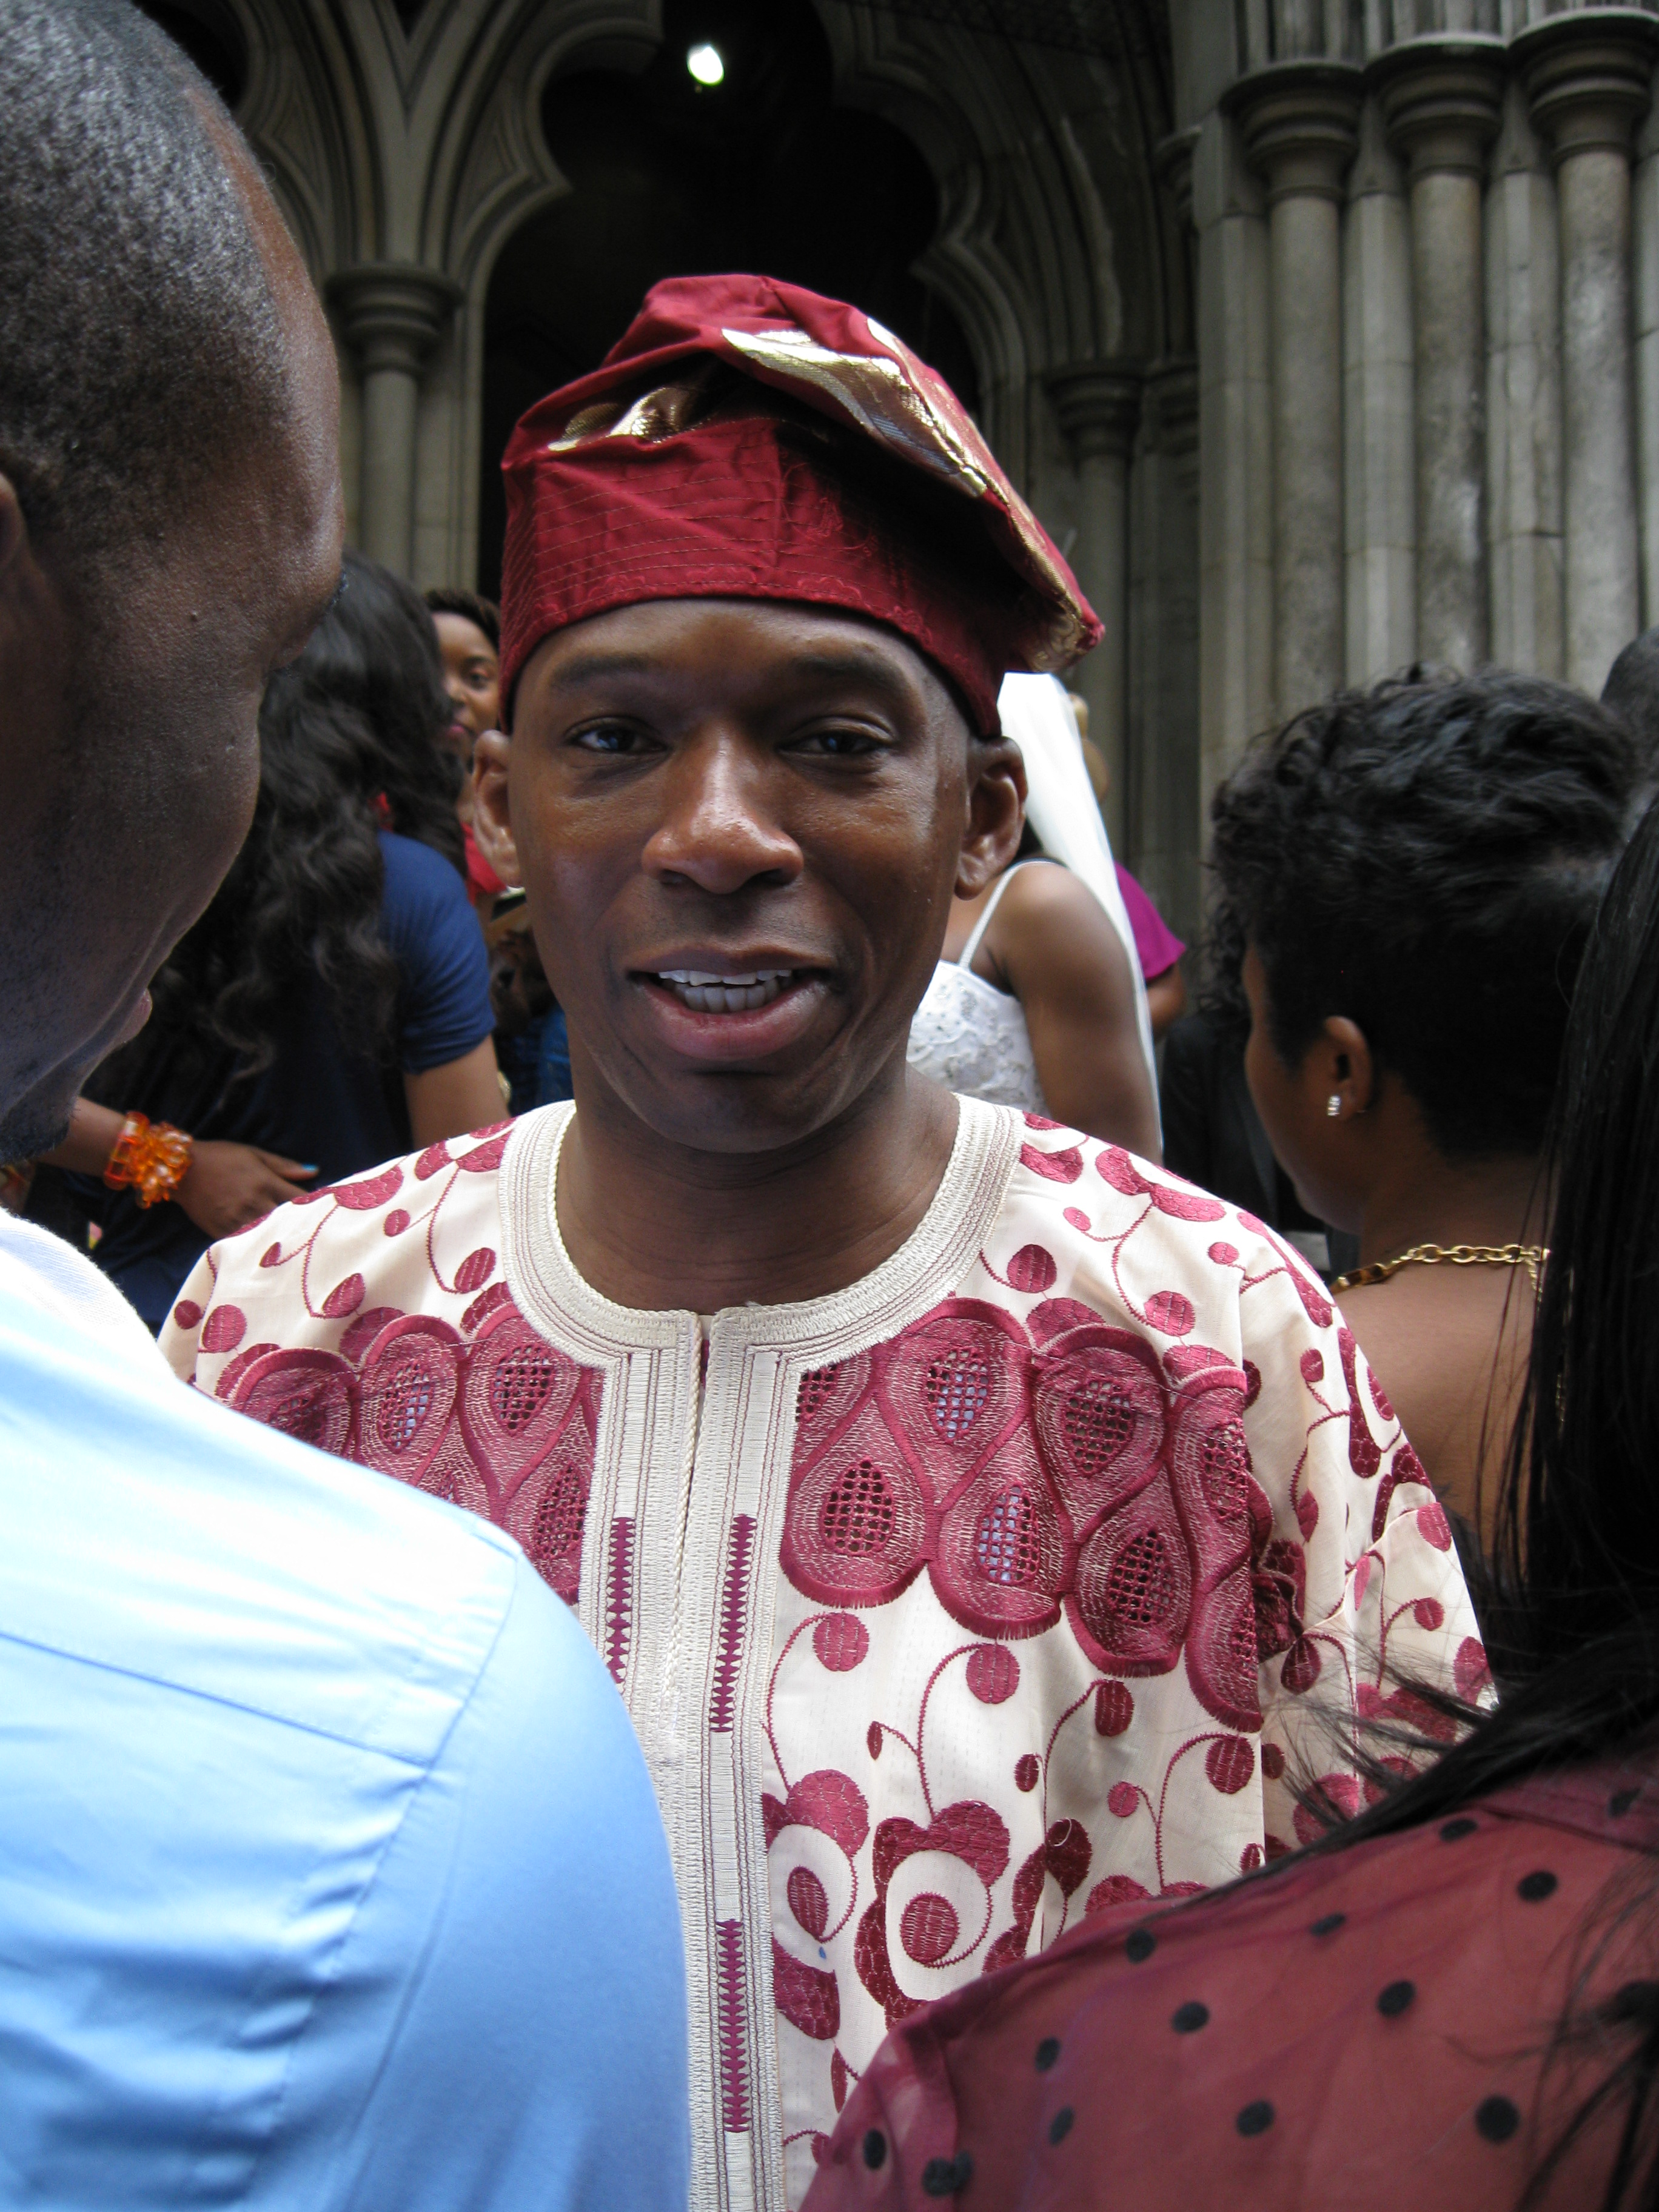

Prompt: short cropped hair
xmin=1208 ymin=670 xmax=1637 ymax=1162
xmin=424 ymin=587 xmax=501 ymax=653
xmin=0 ymin=0 xmax=286 ymax=561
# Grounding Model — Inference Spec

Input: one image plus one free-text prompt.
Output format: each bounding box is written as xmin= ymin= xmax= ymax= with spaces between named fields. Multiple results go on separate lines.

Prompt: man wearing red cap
xmin=166 ymin=278 xmax=1478 ymax=2211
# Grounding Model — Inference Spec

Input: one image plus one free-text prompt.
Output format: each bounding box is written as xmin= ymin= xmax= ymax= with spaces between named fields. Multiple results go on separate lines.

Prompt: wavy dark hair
xmin=1207 ymin=669 xmax=1636 ymax=1160
xmin=98 ymin=552 xmax=462 ymax=1094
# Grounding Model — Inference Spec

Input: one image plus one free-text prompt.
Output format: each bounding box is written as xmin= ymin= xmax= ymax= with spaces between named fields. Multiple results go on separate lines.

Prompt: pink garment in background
xmin=1114 ymin=863 xmax=1185 ymax=982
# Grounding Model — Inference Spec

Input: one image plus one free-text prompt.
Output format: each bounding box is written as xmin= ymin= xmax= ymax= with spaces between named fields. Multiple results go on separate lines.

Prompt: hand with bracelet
xmin=40 ymin=1099 xmax=317 ymax=1239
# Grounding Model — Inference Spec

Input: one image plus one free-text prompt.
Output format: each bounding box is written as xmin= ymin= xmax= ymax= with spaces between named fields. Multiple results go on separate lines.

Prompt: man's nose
xmin=642 ymin=728 xmax=803 ymax=896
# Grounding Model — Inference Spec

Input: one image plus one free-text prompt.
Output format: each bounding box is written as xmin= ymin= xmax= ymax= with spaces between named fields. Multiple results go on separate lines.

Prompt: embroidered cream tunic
xmin=163 ymin=1098 xmax=1480 ymax=2212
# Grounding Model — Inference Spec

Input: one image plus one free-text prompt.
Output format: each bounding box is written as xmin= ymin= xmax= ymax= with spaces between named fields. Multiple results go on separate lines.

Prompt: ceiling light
xmin=686 ymin=42 xmax=725 ymax=85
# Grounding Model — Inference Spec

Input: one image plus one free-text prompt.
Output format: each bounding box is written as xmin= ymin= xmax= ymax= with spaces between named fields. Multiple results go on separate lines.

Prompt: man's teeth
xmin=656 ymin=968 xmax=796 ymax=1013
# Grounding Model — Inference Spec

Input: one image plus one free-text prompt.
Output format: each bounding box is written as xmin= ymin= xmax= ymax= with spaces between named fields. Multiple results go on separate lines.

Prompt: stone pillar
xmin=1193 ymin=109 xmax=1274 ymax=819
xmin=1632 ymin=62 xmax=1659 ymax=626
xmin=1517 ymin=15 xmax=1659 ymax=692
xmin=1342 ymin=95 xmax=1416 ymax=685
xmin=1486 ymin=80 xmax=1564 ymax=679
xmin=1047 ymin=364 xmax=1143 ymax=850
xmin=1375 ymin=37 xmax=1505 ymax=673
xmin=1232 ymin=62 xmax=1362 ymax=721
xmin=1132 ymin=360 xmax=1201 ymax=945
xmin=327 ymin=263 xmax=463 ymax=577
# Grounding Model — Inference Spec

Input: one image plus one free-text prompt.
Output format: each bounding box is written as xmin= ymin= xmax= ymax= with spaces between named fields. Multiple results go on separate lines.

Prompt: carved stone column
xmin=1374 ymin=37 xmax=1505 ymax=671
xmin=1133 ymin=360 xmax=1201 ymax=940
xmin=1232 ymin=62 xmax=1362 ymax=720
xmin=1047 ymin=364 xmax=1142 ymax=848
xmin=1516 ymin=14 xmax=1659 ymax=691
xmin=327 ymin=263 xmax=463 ymax=577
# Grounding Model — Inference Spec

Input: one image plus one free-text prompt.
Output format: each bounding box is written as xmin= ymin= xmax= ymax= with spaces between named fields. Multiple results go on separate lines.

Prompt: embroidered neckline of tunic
xmin=498 ymin=1096 xmax=1022 ymax=2212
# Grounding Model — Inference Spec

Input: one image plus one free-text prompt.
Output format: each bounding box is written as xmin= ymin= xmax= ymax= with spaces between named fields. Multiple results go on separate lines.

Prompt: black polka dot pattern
xmin=1376 ymin=1980 xmax=1415 ymax=2017
xmin=1034 ymin=2036 xmax=1061 ymax=2072
xmin=1125 ymin=1927 xmax=1157 ymax=1963
xmin=1310 ymin=1912 xmax=1346 ymax=1937
xmin=1517 ymin=1869 xmax=1558 ymax=1902
xmin=922 ymin=2151 xmax=973 ymax=2196
xmin=1171 ymin=2001 xmax=1209 ymax=2034
xmin=1049 ymin=2107 xmax=1074 ymax=2145
xmin=862 ymin=2130 xmax=886 ymax=2171
xmin=1476 ymin=2096 xmax=1520 ymax=2143
xmin=1236 ymin=2100 xmax=1274 ymax=2137
xmin=1610 ymin=1788 xmax=1638 ymax=1818
xmin=1439 ymin=1817 xmax=1478 ymax=1842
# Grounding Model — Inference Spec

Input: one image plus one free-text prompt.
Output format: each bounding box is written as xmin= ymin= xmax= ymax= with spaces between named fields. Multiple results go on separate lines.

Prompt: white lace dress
xmin=907 ymin=863 xmax=1047 ymax=1112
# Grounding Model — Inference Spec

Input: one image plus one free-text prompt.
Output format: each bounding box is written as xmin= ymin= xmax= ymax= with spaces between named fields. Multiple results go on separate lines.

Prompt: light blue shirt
xmin=0 ymin=1278 xmax=688 ymax=2209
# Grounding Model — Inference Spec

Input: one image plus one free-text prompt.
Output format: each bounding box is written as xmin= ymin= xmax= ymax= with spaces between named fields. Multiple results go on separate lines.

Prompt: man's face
xmin=434 ymin=609 xmax=501 ymax=767
xmin=0 ymin=166 xmax=343 ymax=1160
xmin=475 ymin=598 xmax=1018 ymax=1156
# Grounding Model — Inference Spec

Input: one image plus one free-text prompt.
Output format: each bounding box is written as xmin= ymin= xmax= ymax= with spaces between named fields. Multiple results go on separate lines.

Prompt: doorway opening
xmin=477 ymin=0 xmax=977 ymax=596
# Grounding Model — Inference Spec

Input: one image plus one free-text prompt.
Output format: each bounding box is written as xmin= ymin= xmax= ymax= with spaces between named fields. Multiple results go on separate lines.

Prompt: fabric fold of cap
xmin=500 ymin=273 xmax=1101 ymax=733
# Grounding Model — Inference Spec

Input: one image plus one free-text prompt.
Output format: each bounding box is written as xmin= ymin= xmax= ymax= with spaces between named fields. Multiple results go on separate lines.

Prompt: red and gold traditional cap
xmin=499 ymin=274 xmax=1101 ymax=734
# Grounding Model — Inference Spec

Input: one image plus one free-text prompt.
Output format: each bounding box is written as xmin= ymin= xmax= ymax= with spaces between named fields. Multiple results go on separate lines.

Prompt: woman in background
xmin=808 ymin=779 xmax=1659 ymax=2212
xmin=1207 ymin=669 xmax=1632 ymax=1535
xmin=426 ymin=584 xmax=508 ymax=914
xmin=38 ymin=554 xmax=501 ymax=1329
xmin=907 ymin=675 xmax=1162 ymax=1155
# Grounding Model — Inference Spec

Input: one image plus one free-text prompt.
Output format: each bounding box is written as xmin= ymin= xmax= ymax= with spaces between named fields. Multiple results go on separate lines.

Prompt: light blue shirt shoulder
xmin=0 ymin=1290 xmax=687 ymax=2210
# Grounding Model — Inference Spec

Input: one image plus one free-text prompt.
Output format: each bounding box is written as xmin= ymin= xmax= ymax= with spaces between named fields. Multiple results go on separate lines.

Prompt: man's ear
xmin=956 ymin=735 xmax=1025 ymax=900
xmin=0 ymin=475 xmax=27 ymax=581
xmin=471 ymin=728 xmax=521 ymax=888
xmin=0 ymin=472 xmax=71 ymax=705
xmin=1303 ymin=1013 xmax=1378 ymax=1122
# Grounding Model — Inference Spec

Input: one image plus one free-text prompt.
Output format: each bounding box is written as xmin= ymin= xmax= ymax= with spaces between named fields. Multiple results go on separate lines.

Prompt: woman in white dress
xmin=908 ymin=677 xmax=1162 ymax=1156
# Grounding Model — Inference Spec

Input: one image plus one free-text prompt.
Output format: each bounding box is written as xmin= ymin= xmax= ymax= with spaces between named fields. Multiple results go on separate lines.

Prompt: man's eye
xmin=572 ymin=721 xmax=652 ymax=754
xmin=793 ymin=727 xmax=883 ymax=757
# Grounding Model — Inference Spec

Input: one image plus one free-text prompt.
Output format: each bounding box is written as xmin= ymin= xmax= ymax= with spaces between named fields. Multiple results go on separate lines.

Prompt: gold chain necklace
xmin=1329 ymin=1242 xmax=1549 ymax=1296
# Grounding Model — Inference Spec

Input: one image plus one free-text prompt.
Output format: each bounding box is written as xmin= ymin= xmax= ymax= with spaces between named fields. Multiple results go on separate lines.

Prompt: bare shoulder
xmin=998 ymin=860 xmax=1102 ymax=923
xmin=991 ymin=862 xmax=1122 ymax=965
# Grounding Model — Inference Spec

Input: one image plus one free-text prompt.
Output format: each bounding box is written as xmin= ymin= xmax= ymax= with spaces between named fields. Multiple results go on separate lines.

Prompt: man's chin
xmin=595 ymin=1041 xmax=905 ymax=1162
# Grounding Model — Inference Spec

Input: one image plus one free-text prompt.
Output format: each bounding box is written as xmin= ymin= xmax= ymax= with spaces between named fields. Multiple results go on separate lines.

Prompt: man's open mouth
xmin=653 ymin=968 xmax=799 ymax=1013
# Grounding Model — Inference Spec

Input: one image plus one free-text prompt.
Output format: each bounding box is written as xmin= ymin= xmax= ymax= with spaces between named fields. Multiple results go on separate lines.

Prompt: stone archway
xmin=472 ymin=0 xmax=982 ymax=598
xmin=138 ymin=0 xmax=1201 ymax=917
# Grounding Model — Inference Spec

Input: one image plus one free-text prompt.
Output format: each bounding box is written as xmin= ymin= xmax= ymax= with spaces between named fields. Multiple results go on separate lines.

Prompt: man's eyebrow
xmin=544 ymin=651 xmax=659 ymax=689
xmin=782 ymin=649 xmax=916 ymax=703
xmin=542 ymin=641 xmax=919 ymax=705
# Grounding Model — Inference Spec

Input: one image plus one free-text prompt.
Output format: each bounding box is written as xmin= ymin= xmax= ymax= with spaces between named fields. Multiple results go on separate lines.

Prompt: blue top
xmin=0 ymin=1280 xmax=689 ymax=2210
xmin=500 ymin=1004 xmax=575 ymax=1116
xmin=76 ymin=833 xmax=494 ymax=1327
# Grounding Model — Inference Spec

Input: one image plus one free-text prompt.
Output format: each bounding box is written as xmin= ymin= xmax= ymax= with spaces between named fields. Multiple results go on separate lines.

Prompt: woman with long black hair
xmin=808 ymin=788 xmax=1659 ymax=2212
xmin=34 ymin=553 xmax=501 ymax=1330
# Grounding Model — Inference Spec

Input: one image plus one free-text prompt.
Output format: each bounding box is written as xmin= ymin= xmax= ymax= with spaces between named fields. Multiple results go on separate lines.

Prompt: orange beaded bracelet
xmin=102 ymin=1111 xmax=193 ymax=1208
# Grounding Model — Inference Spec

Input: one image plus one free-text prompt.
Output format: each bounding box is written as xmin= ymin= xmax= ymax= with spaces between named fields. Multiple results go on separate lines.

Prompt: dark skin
xmin=1241 ymin=945 xmax=1541 ymax=1533
xmin=939 ymin=865 xmax=1160 ymax=1155
xmin=434 ymin=609 xmax=501 ymax=771
xmin=0 ymin=103 xmax=344 ymax=1164
xmin=473 ymin=599 xmax=1024 ymax=1313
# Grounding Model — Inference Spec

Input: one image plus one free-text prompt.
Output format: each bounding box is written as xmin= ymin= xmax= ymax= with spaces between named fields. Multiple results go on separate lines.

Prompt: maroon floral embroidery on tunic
xmin=780 ymin=1296 xmax=1274 ymax=1730
xmin=221 ymin=1298 xmax=600 ymax=1602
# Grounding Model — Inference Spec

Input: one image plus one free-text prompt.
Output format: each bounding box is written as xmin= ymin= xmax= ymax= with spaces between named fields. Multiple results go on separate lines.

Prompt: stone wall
xmin=1176 ymin=0 xmax=1659 ymax=821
